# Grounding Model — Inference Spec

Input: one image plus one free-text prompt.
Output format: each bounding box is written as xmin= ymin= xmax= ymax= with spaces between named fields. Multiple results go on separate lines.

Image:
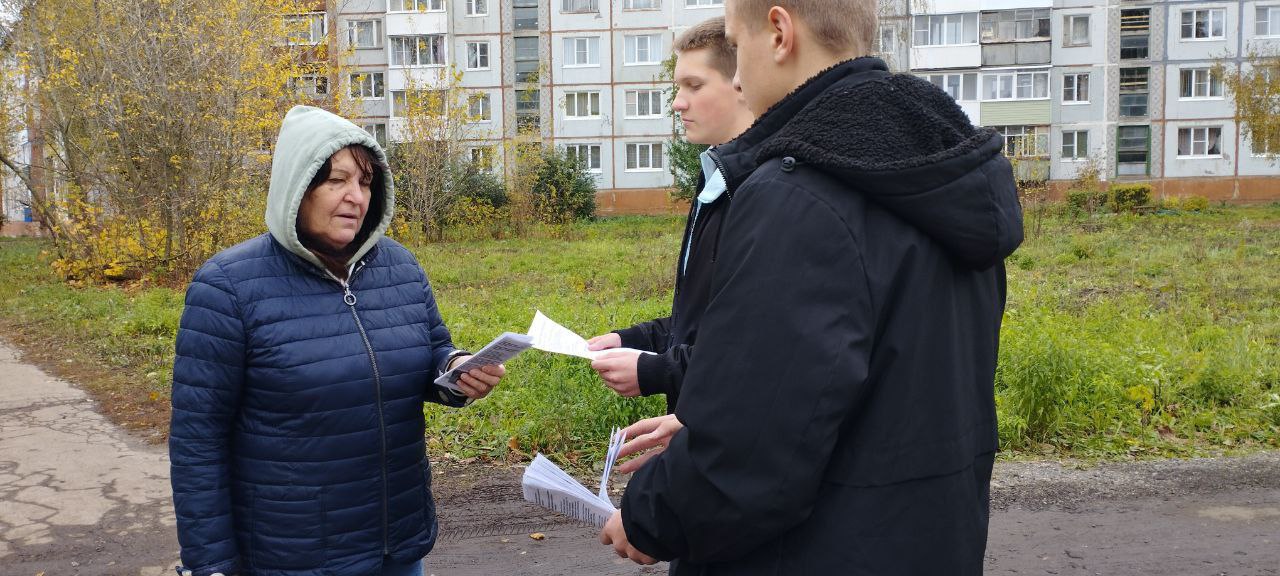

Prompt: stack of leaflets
xmin=433 ymin=332 xmax=534 ymax=393
xmin=522 ymin=427 xmax=628 ymax=528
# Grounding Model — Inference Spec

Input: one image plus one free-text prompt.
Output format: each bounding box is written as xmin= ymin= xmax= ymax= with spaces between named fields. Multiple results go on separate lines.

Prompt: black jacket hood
xmin=742 ymin=57 xmax=1023 ymax=269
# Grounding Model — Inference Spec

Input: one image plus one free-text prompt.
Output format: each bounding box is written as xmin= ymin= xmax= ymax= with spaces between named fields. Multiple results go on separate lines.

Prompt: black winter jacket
xmin=615 ymin=169 xmax=731 ymax=413
xmin=620 ymin=57 xmax=1022 ymax=575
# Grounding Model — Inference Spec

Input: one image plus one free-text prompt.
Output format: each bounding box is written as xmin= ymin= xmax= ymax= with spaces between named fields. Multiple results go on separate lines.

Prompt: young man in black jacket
xmin=600 ymin=0 xmax=1023 ymax=574
xmin=586 ymin=17 xmax=754 ymax=413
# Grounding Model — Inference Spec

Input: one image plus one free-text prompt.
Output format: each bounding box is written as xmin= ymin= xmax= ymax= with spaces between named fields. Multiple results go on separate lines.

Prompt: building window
xmin=349 ymin=72 xmax=385 ymax=99
xmin=515 ymin=37 xmax=539 ymax=82
xmin=1259 ymin=5 xmax=1280 ymax=36
xmin=1062 ymin=130 xmax=1088 ymax=160
xmin=1181 ymin=9 xmax=1225 ymax=40
xmin=925 ymin=72 xmax=978 ymax=101
xmin=1119 ymin=67 xmax=1149 ymax=117
xmin=284 ymin=13 xmax=325 ymax=45
xmin=289 ymin=74 xmax=329 ymax=96
xmin=391 ymin=90 xmax=445 ymax=117
xmin=1064 ymin=15 xmax=1089 ymax=46
xmin=466 ymin=42 xmax=490 ymax=70
xmin=626 ymin=142 xmax=664 ymax=170
xmin=390 ymin=0 xmax=444 ymax=11
xmin=562 ymin=0 xmax=598 ymax=13
xmin=1062 ymin=72 xmax=1089 ymax=103
xmin=516 ymin=89 xmax=540 ymax=132
xmin=469 ymin=93 xmax=492 ymax=121
xmin=1117 ymin=125 xmax=1150 ymax=174
xmin=877 ymin=25 xmax=897 ymax=54
xmin=913 ymin=13 xmax=979 ymax=46
xmin=994 ymin=125 xmax=1048 ymax=157
xmin=625 ymin=34 xmax=661 ymax=65
xmin=1177 ymin=127 xmax=1223 ymax=157
xmin=1121 ymin=8 xmax=1150 ymax=32
xmin=565 ymin=91 xmax=601 ymax=118
xmin=626 ymin=89 xmax=664 ymax=117
xmin=1120 ymin=35 xmax=1149 ymax=60
xmin=1179 ymin=68 xmax=1223 ymax=99
xmin=466 ymin=0 xmax=487 ymax=16
xmin=982 ymin=70 xmax=1049 ymax=101
xmin=362 ymin=123 xmax=388 ymax=148
xmin=563 ymin=37 xmax=600 ymax=67
xmin=626 ymin=0 xmax=659 ymax=8
xmin=980 ymin=9 xmax=1050 ymax=43
xmin=514 ymin=0 xmax=538 ymax=30
xmin=469 ymin=146 xmax=495 ymax=170
xmin=686 ymin=0 xmax=723 ymax=6
xmin=346 ymin=20 xmax=382 ymax=49
xmin=390 ymin=35 xmax=445 ymax=67
xmin=1250 ymin=129 xmax=1279 ymax=155
xmin=565 ymin=144 xmax=602 ymax=171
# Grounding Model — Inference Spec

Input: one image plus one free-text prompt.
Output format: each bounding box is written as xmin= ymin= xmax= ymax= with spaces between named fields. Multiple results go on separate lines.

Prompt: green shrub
xmin=1066 ymin=188 xmax=1107 ymax=214
xmin=1181 ymin=195 xmax=1210 ymax=212
xmin=531 ymin=148 xmax=597 ymax=223
xmin=1108 ymin=184 xmax=1152 ymax=213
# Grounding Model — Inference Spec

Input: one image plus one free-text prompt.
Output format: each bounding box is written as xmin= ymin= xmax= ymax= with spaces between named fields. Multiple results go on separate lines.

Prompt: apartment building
xmin=894 ymin=0 xmax=1279 ymax=200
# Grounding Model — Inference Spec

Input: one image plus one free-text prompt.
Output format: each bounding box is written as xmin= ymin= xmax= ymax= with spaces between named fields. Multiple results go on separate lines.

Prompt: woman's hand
xmin=448 ymin=356 xmax=505 ymax=400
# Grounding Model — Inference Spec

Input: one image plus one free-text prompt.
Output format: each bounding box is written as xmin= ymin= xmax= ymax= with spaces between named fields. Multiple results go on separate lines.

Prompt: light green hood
xmin=266 ymin=105 xmax=394 ymax=270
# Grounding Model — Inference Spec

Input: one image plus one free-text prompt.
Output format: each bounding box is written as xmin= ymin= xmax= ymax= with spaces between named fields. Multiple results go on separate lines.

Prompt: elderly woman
xmin=169 ymin=105 xmax=503 ymax=576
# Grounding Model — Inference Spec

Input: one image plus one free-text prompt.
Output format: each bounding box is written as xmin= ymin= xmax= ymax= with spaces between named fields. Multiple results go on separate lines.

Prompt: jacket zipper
xmin=669 ymin=148 xmax=729 ymax=348
xmin=326 ymin=261 xmax=391 ymax=556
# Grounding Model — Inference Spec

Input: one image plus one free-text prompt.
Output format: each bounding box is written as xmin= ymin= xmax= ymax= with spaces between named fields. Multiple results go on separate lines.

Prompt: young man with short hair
xmin=601 ymin=0 xmax=1023 ymax=573
xmin=587 ymin=17 xmax=754 ymax=413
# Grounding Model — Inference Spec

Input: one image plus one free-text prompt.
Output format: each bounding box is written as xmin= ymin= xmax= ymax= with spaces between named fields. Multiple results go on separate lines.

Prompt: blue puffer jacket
xmin=170 ymin=106 xmax=468 ymax=576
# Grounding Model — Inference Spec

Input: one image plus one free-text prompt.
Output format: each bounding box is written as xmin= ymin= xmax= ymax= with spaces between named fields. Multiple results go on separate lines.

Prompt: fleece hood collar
xmin=745 ymin=58 xmax=1023 ymax=270
xmin=265 ymin=105 xmax=395 ymax=271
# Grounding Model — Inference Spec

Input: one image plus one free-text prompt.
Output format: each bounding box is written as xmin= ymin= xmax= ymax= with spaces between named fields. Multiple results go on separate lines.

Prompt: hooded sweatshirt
xmin=621 ymin=57 xmax=1022 ymax=575
xmin=266 ymin=105 xmax=395 ymax=271
xmin=171 ymin=106 xmax=465 ymax=576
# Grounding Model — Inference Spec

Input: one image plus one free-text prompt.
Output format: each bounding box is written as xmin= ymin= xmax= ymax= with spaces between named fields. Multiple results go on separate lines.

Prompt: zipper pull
xmin=342 ymin=282 xmax=357 ymax=306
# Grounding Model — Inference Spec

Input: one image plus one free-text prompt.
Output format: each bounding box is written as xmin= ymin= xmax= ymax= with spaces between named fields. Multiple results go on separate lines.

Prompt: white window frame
xmin=877 ymin=24 xmax=898 ymax=54
xmin=1179 ymin=67 xmax=1223 ymax=99
xmin=1259 ymin=5 xmax=1280 ymax=37
xmin=625 ymin=89 xmax=665 ymax=118
xmin=1061 ymin=130 xmax=1088 ymax=161
xmin=686 ymin=0 xmax=723 ymax=7
xmin=982 ymin=70 xmax=1050 ymax=101
xmin=469 ymin=93 xmax=492 ymax=122
xmin=995 ymin=125 xmax=1049 ymax=157
xmin=1177 ymin=126 xmax=1223 ymax=158
xmin=625 ymin=142 xmax=665 ymax=171
xmin=913 ymin=13 xmax=979 ymax=47
xmin=563 ymin=36 xmax=601 ymax=67
xmin=1180 ymin=9 xmax=1225 ymax=40
xmin=349 ymin=72 xmax=385 ymax=99
xmin=1062 ymin=72 xmax=1089 ymax=104
xmin=925 ymin=72 xmax=978 ymax=101
xmin=390 ymin=0 xmax=445 ymax=12
xmin=625 ymin=0 xmax=660 ymax=10
xmin=466 ymin=41 xmax=490 ymax=70
xmin=469 ymin=146 xmax=495 ymax=170
xmin=390 ymin=89 xmax=445 ymax=117
xmin=289 ymin=74 xmax=329 ymax=96
xmin=564 ymin=143 xmax=603 ymax=172
xmin=390 ymin=35 xmax=445 ymax=67
xmin=1064 ymin=14 xmax=1090 ymax=47
xmin=466 ymin=0 xmax=488 ymax=16
xmin=284 ymin=13 xmax=326 ymax=46
xmin=625 ymin=34 xmax=662 ymax=65
xmin=361 ymin=123 xmax=388 ymax=148
xmin=564 ymin=91 xmax=602 ymax=118
xmin=346 ymin=19 xmax=382 ymax=49
xmin=562 ymin=0 xmax=599 ymax=13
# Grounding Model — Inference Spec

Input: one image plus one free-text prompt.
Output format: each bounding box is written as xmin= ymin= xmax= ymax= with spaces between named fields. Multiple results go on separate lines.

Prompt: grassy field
xmin=1 ymin=207 xmax=1277 ymax=467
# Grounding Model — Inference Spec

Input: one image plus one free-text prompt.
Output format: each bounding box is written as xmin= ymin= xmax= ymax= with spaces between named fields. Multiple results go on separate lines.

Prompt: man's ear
xmin=769 ymin=6 xmax=795 ymax=64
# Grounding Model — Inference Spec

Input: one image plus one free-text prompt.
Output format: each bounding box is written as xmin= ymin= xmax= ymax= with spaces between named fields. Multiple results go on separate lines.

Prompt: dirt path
xmin=2 ymin=339 xmax=1278 ymax=575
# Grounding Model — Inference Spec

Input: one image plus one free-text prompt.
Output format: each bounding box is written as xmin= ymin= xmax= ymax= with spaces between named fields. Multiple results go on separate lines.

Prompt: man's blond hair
xmin=674 ymin=17 xmax=737 ymax=81
xmin=732 ymin=0 xmax=877 ymax=55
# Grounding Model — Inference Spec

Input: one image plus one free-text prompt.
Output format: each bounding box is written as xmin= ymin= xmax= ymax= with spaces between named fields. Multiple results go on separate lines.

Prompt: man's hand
xmin=590 ymin=350 xmax=642 ymax=397
xmin=586 ymin=332 xmax=622 ymax=351
xmin=600 ymin=510 xmax=658 ymax=565
xmin=616 ymin=414 xmax=684 ymax=474
xmin=447 ymin=356 xmax=505 ymax=400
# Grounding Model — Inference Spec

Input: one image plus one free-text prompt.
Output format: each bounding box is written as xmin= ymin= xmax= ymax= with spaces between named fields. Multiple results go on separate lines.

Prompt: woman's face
xmin=298 ymin=147 xmax=373 ymax=255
